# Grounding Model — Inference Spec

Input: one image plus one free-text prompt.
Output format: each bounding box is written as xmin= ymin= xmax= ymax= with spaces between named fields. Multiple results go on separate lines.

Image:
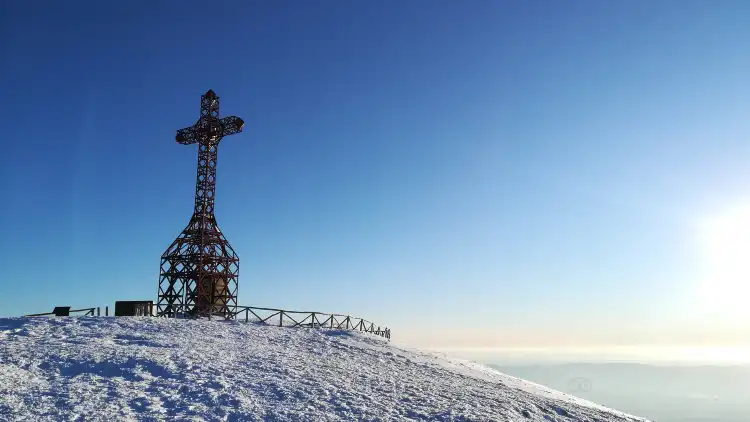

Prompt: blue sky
xmin=2 ymin=1 xmax=749 ymax=352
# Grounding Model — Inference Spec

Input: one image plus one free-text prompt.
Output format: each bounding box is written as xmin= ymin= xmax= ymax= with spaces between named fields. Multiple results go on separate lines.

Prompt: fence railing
xmin=26 ymin=307 xmax=98 ymax=317
xmin=153 ymin=304 xmax=391 ymax=340
xmin=23 ymin=304 xmax=391 ymax=340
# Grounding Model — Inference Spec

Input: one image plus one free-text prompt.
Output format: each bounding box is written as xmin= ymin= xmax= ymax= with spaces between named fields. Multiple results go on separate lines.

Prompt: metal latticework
xmin=157 ymin=89 xmax=245 ymax=318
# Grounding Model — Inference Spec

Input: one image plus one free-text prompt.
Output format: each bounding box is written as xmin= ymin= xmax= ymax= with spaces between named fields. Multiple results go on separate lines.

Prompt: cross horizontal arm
xmin=220 ymin=116 xmax=245 ymax=137
xmin=176 ymin=126 xmax=199 ymax=145
xmin=175 ymin=116 xmax=244 ymax=145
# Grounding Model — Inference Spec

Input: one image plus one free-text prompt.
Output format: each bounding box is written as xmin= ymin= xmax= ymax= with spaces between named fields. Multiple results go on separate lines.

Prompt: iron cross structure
xmin=157 ymin=89 xmax=245 ymax=318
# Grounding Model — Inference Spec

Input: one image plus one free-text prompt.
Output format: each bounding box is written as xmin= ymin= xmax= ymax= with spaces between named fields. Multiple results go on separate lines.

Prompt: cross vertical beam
xmin=157 ymin=90 xmax=245 ymax=318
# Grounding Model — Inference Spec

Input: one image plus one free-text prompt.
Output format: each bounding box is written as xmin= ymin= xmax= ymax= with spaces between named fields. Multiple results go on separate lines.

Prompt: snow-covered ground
xmin=0 ymin=317 xmax=649 ymax=421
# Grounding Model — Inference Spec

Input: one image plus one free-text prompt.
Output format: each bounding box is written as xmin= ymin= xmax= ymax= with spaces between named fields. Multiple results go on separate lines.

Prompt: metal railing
xmin=23 ymin=304 xmax=391 ymax=340
xmin=153 ymin=304 xmax=391 ymax=340
xmin=25 ymin=307 xmax=99 ymax=317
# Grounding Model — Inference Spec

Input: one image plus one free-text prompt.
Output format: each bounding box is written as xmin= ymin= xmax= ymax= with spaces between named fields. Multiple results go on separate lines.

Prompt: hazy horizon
xmin=486 ymin=361 xmax=750 ymax=422
xmin=431 ymin=345 xmax=750 ymax=366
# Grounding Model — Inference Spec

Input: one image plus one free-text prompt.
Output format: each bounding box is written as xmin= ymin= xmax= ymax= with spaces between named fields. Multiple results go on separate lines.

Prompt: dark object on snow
xmin=115 ymin=301 xmax=153 ymax=317
xmin=26 ymin=307 xmax=99 ymax=317
xmin=52 ymin=306 xmax=71 ymax=316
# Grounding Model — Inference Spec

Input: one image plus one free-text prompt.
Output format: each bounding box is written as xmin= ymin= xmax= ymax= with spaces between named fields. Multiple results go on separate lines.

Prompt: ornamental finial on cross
xmin=175 ymin=89 xmax=245 ymax=146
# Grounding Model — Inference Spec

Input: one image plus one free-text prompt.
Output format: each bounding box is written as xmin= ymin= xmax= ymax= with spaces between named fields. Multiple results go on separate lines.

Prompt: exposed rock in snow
xmin=0 ymin=317 xmax=649 ymax=421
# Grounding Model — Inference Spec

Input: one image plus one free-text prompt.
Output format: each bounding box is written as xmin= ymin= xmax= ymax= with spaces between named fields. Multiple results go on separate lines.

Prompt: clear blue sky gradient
xmin=2 ymin=2 xmax=749 ymax=348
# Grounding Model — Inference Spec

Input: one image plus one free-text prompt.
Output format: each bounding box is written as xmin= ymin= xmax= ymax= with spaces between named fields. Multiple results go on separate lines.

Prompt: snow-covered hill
xmin=0 ymin=317 xmax=649 ymax=421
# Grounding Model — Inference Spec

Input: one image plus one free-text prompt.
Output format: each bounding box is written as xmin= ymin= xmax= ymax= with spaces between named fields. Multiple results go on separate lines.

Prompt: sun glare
xmin=694 ymin=202 xmax=750 ymax=318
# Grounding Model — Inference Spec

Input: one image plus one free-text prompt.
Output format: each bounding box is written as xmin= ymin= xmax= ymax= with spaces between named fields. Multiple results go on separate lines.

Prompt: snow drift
xmin=0 ymin=317 xmax=649 ymax=421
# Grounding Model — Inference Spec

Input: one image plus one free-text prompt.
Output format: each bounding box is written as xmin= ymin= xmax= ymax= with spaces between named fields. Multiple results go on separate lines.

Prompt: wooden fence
xmin=25 ymin=307 xmax=98 ymax=317
xmin=25 ymin=304 xmax=391 ymax=340
xmin=154 ymin=304 xmax=391 ymax=340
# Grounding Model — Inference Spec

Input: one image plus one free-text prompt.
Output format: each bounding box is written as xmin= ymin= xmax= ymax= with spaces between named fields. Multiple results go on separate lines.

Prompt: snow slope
xmin=0 ymin=317 xmax=649 ymax=421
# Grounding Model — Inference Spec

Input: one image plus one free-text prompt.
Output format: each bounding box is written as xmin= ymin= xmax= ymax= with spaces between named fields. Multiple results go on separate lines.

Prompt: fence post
xmin=97 ymin=307 xmax=100 ymax=317
xmin=279 ymin=311 xmax=283 ymax=327
xmin=245 ymin=308 xmax=248 ymax=322
xmin=105 ymin=306 xmax=108 ymax=316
